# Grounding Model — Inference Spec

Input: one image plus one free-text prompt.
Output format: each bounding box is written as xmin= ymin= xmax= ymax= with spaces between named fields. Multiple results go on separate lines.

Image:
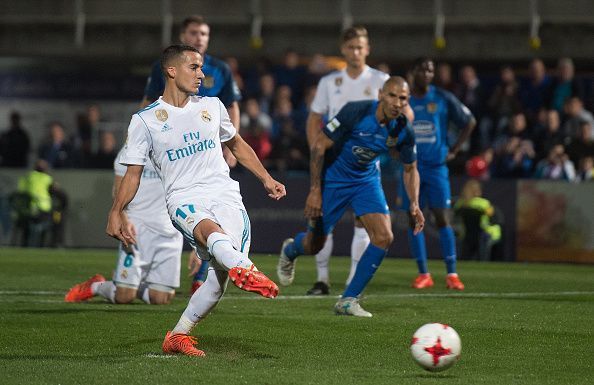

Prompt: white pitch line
xmin=0 ymin=290 xmax=593 ymax=303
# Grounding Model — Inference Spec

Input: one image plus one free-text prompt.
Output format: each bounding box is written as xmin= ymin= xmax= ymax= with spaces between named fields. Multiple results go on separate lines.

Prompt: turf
xmin=0 ymin=247 xmax=593 ymax=385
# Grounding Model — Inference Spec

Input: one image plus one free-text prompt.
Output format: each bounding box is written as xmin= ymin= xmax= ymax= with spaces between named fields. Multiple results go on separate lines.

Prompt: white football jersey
xmin=114 ymin=148 xmax=178 ymax=236
xmin=310 ymin=65 xmax=389 ymax=118
xmin=121 ymin=96 xmax=242 ymax=218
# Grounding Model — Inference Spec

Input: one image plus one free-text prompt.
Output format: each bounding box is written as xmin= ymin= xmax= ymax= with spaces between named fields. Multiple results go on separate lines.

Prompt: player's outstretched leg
xmin=408 ymin=229 xmax=434 ymax=289
xmin=346 ymin=226 xmax=370 ymax=286
xmin=277 ymin=232 xmax=306 ymax=286
xmin=307 ymin=233 xmax=332 ymax=295
xmin=64 ymin=274 xmax=106 ymax=302
xmin=439 ymin=226 xmax=465 ymax=290
xmin=206 ymin=232 xmax=279 ymax=298
xmin=162 ymin=331 xmax=205 ymax=357
xmin=335 ymin=243 xmax=387 ymax=318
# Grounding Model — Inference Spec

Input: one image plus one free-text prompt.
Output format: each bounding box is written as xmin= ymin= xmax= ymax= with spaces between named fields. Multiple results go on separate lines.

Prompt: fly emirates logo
xmin=166 ymin=131 xmax=216 ymax=161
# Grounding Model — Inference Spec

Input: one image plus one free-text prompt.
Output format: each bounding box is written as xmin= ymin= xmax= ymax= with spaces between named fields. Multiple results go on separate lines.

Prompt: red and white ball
xmin=410 ymin=323 xmax=462 ymax=372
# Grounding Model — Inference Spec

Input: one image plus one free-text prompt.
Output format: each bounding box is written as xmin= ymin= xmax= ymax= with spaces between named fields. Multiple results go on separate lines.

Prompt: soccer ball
xmin=410 ymin=323 xmax=462 ymax=372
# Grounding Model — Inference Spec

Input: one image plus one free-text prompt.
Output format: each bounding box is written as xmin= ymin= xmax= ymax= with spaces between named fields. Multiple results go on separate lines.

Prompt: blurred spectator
xmin=453 ymin=179 xmax=502 ymax=261
xmin=89 ymin=131 xmax=118 ymax=169
xmin=240 ymin=98 xmax=272 ymax=161
xmin=493 ymin=137 xmax=535 ymax=178
xmin=534 ymin=144 xmax=576 ymax=181
xmin=271 ymin=96 xmax=295 ymax=139
xmin=13 ymin=160 xmax=54 ymax=247
xmin=292 ymin=85 xmax=317 ymax=134
xmin=576 ymin=156 xmax=593 ymax=182
xmin=268 ymin=116 xmax=309 ymax=172
xmin=0 ymin=111 xmax=30 ymax=168
xmin=548 ymin=58 xmax=585 ymax=112
xmin=487 ymin=66 xmax=522 ymax=137
xmin=519 ymin=59 xmax=551 ymax=124
xmin=273 ymin=49 xmax=307 ymax=106
xmin=435 ymin=62 xmax=455 ymax=93
xmin=304 ymin=54 xmax=331 ymax=87
xmin=565 ymin=121 xmax=594 ymax=166
xmin=376 ymin=62 xmax=391 ymax=75
xmin=456 ymin=65 xmax=486 ymax=153
xmin=226 ymin=56 xmax=245 ymax=93
xmin=533 ymin=109 xmax=565 ymax=161
xmin=562 ymin=96 xmax=594 ymax=139
xmin=38 ymin=122 xmax=77 ymax=169
xmin=257 ymin=73 xmax=276 ymax=115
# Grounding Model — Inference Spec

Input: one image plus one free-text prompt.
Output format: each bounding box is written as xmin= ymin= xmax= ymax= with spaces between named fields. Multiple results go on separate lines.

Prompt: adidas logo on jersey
xmin=161 ymin=123 xmax=173 ymax=132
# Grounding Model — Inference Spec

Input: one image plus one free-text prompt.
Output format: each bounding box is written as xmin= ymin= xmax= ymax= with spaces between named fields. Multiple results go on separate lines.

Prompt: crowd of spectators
xmin=0 ymin=55 xmax=593 ymax=182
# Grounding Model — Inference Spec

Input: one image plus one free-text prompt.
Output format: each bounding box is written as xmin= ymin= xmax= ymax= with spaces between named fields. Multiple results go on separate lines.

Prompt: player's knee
xmin=370 ymin=230 xmax=393 ymax=249
xmin=149 ymin=291 xmax=174 ymax=305
xmin=114 ymin=290 xmax=135 ymax=304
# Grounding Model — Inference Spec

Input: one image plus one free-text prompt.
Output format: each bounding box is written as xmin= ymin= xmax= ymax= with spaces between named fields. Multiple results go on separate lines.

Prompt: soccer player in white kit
xmin=106 ymin=44 xmax=286 ymax=357
xmin=65 ymin=149 xmax=184 ymax=305
xmin=277 ymin=26 xmax=414 ymax=295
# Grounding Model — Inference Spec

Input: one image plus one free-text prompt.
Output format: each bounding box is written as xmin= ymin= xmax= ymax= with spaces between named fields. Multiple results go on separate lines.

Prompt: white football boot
xmin=277 ymin=238 xmax=296 ymax=286
xmin=334 ymin=297 xmax=372 ymax=318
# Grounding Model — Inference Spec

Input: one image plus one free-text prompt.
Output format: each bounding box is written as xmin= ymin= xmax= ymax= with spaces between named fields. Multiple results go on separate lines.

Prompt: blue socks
xmin=409 ymin=227 xmax=457 ymax=274
xmin=342 ymin=244 xmax=386 ymax=298
xmin=284 ymin=232 xmax=306 ymax=261
xmin=439 ymin=226 xmax=457 ymax=274
xmin=193 ymin=259 xmax=209 ymax=283
xmin=408 ymin=229 xmax=428 ymax=274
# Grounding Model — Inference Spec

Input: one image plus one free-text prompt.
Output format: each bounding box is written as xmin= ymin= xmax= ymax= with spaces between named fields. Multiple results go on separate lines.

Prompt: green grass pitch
xmin=0 ymin=247 xmax=593 ymax=385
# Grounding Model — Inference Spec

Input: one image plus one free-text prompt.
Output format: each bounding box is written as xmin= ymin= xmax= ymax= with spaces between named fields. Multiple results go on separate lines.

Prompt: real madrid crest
xmin=121 ymin=270 xmax=128 ymax=279
xmin=335 ymin=77 xmax=343 ymax=86
xmin=186 ymin=217 xmax=195 ymax=226
xmin=203 ymin=76 xmax=214 ymax=88
xmin=201 ymin=110 xmax=211 ymax=122
xmin=364 ymin=86 xmax=372 ymax=96
xmin=155 ymin=109 xmax=168 ymax=122
xmin=427 ymin=103 xmax=438 ymax=114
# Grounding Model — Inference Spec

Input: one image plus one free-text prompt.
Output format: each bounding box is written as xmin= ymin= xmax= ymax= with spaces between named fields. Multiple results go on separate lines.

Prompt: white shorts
xmin=170 ymin=198 xmax=251 ymax=260
xmin=113 ymin=221 xmax=183 ymax=289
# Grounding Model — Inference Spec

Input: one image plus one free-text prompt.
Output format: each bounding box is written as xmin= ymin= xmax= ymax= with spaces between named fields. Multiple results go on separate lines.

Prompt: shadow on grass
xmin=402 ymin=373 xmax=457 ymax=379
xmin=199 ymin=335 xmax=278 ymax=360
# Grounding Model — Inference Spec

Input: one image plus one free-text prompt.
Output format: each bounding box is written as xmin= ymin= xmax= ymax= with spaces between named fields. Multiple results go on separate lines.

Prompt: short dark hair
xmin=180 ymin=15 xmax=207 ymax=32
xmin=160 ymin=44 xmax=200 ymax=76
xmin=341 ymin=26 xmax=368 ymax=44
xmin=412 ymin=57 xmax=433 ymax=71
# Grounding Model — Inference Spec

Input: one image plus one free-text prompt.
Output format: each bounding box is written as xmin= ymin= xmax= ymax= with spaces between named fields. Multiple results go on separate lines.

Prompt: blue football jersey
xmin=410 ymin=85 xmax=473 ymax=166
xmin=322 ymin=100 xmax=416 ymax=186
xmin=143 ymin=54 xmax=241 ymax=107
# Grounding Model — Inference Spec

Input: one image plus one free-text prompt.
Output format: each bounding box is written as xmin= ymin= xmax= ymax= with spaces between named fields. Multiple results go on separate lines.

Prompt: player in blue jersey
xmin=141 ymin=15 xmax=242 ymax=294
xmin=277 ymin=77 xmax=425 ymax=317
xmin=401 ymin=58 xmax=476 ymax=291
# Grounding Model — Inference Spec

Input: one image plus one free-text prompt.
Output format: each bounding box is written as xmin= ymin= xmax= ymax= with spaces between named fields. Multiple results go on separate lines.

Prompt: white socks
xmin=346 ymin=226 xmax=370 ymax=285
xmin=207 ymin=232 xmax=253 ymax=271
xmin=91 ymin=281 xmax=116 ymax=303
xmin=172 ymin=263 xmax=228 ymax=334
xmin=315 ymin=233 xmax=333 ymax=284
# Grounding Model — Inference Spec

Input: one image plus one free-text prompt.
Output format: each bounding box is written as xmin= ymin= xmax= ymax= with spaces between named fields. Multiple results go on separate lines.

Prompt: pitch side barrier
xmin=0 ymin=168 xmax=592 ymax=263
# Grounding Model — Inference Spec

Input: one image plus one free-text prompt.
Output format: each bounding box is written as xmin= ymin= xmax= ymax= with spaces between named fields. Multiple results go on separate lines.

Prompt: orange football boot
xmin=228 ymin=265 xmax=279 ymax=298
xmin=412 ymin=273 xmax=434 ymax=289
xmin=162 ymin=331 xmax=205 ymax=357
xmin=446 ymin=275 xmax=465 ymax=290
xmin=64 ymin=274 xmax=106 ymax=302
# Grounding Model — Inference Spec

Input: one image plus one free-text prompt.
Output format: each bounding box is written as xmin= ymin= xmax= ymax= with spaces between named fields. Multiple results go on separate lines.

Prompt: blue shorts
xmin=400 ymin=164 xmax=451 ymax=210
xmin=321 ymin=179 xmax=389 ymax=235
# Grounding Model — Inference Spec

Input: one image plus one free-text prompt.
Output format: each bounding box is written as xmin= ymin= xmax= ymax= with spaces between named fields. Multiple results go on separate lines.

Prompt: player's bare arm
xmin=447 ymin=118 xmax=477 ymax=161
xmin=402 ymin=161 xmax=425 ymax=234
xmin=305 ymin=133 xmax=333 ymax=219
xmin=225 ymin=133 xmax=286 ymax=200
xmin=306 ymin=111 xmax=324 ymax=149
xmin=111 ymin=174 xmax=136 ymax=246
xmin=223 ymin=101 xmax=240 ymax=167
xmin=106 ymin=164 xmax=143 ymax=246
